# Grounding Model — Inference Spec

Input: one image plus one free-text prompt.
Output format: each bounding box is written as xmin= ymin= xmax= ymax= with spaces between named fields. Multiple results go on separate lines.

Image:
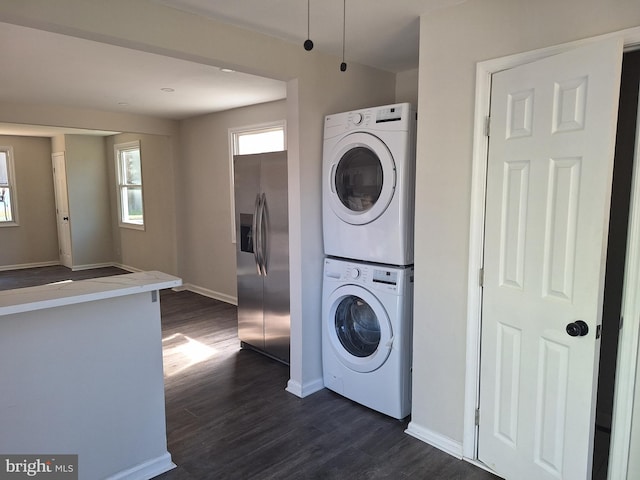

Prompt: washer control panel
xmin=324 ymin=258 xmax=412 ymax=294
xmin=349 ymin=267 xmax=361 ymax=279
xmin=345 ymin=264 xmax=368 ymax=283
xmin=372 ymin=269 xmax=398 ymax=285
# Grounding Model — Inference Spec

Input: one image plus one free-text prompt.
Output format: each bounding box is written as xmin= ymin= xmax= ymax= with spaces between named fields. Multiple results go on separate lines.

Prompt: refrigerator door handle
xmin=257 ymin=193 xmax=266 ymax=276
xmin=261 ymin=193 xmax=269 ymax=276
xmin=252 ymin=193 xmax=263 ymax=275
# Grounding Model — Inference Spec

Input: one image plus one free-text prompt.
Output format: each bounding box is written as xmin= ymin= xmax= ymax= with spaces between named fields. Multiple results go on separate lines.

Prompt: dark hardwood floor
xmin=2 ymin=266 xmax=500 ymax=480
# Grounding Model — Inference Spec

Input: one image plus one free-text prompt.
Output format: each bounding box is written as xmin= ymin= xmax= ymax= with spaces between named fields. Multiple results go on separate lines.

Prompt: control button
xmin=352 ymin=113 xmax=363 ymax=125
xmin=350 ymin=268 xmax=360 ymax=279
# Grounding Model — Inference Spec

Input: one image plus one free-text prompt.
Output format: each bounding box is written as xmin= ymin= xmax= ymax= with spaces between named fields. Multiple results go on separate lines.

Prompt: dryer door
xmin=326 ymin=284 xmax=393 ymax=373
xmin=327 ymin=132 xmax=396 ymax=225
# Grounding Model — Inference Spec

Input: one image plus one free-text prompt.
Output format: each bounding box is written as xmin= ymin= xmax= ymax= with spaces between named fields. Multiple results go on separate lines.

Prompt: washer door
xmin=326 ymin=284 xmax=393 ymax=373
xmin=327 ymin=132 xmax=396 ymax=225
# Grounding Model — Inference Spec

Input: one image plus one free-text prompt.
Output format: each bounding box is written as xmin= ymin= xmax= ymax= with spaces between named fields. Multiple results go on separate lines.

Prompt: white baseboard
xmin=105 ymin=269 xmax=239 ymax=306
xmin=113 ymin=263 xmax=143 ymax=273
xmin=105 ymin=274 xmax=236 ymax=305
xmin=71 ymin=262 xmax=117 ymax=271
xmin=176 ymin=282 xmax=237 ymax=305
xmin=0 ymin=261 xmax=144 ymax=273
xmin=286 ymin=377 xmax=324 ymax=398
xmin=405 ymin=421 xmax=464 ymax=459
xmin=106 ymin=452 xmax=175 ymax=480
xmin=0 ymin=260 xmax=60 ymax=271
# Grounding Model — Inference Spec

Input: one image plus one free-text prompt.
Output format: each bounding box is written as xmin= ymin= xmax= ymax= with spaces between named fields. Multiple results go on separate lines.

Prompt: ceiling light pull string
xmin=340 ymin=0 xmax=347 ymax=71
xmin=304 ymin=0 xmax=314 ymax=51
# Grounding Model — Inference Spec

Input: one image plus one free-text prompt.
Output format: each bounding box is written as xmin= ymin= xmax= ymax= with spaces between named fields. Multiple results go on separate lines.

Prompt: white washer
xmin=322 ymin=103 xmax=416 ymax=266
xmin=322 ymin=257 xmax=413 ymax=419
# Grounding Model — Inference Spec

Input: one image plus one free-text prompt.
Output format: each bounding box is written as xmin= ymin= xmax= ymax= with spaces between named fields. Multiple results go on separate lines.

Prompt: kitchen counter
xmin=0 ymin=271 xmax=181 ymax=480
xmin=0 ymin=270 xmax=181 ymax=316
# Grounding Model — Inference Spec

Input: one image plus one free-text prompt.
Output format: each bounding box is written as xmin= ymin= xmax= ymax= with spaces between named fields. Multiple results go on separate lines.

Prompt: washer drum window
xmin=326 ymin=284 xmax=393 ymax=373
xmin=334 ymin=295 xmax=381 ymax=357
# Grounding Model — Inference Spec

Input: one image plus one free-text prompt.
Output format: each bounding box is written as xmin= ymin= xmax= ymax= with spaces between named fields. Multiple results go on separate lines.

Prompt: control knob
xmin=350 ymin=268 xmax=360 ymax=279
xmin=352 ymin=113 xmax=363 ymax=125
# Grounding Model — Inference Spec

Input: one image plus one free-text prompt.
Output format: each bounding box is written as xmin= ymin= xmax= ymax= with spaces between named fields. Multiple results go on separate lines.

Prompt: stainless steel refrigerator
xmin=234 ymin=151 xmax=290 ymax=364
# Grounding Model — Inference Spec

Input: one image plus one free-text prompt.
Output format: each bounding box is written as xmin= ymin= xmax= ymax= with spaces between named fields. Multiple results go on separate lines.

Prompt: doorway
xmin=51 ymin=152 xmax=72 ymax=268
xmin=592 ymin=48 xmax=640 ymax=479
xmin=476 ymin=39 xmax=623 ymax=480
xmin=464 ymin=29 xmax=640 ymax=480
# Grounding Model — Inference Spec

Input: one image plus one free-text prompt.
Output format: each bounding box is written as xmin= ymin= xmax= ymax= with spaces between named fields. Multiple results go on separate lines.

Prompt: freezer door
xmin=260 ymin=151 xmax=290 ymax=363
xmin=234 ymin=154 xmax=264 ymax=351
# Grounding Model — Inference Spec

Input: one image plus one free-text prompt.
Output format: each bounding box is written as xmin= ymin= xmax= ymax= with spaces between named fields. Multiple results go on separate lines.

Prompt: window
xmin=115 ymin=141 xmax=144 ymax=229
xmin=233 ymin=125 xmax=285 ymax=155
xmin=228 ymin=122 xmax=286 ymax=242
xmin=0 ymin=146 xmax=17 ymax=225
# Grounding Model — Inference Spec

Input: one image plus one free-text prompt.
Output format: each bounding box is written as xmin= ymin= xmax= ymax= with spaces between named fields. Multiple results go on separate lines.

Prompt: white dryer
xmin=322 ymin=257 xmax=413 ymax=419
xmin=322 ymin=103 xmax=416 ymax=266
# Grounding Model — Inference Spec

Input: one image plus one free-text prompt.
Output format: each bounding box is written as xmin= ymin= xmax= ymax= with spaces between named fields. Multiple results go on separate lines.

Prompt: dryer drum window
xmin=334 ymin=295 xmax=381 ymax=357
xmin=335 ymin=147 xmax=383 ymax=212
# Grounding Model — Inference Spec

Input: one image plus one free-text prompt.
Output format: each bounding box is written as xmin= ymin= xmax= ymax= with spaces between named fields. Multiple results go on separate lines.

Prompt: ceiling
xmin=0 ymin=0 xmax=462 ymax=136
xmin=155 ymin=0 xmax=464 ymax=73
xmin=0 ymin=21 xmax=287 ymax=131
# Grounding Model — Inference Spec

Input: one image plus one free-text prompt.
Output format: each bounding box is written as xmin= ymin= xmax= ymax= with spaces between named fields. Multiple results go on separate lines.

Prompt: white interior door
xmin=52 ymin=152 xmax=72 ymax=268
xmin=478 ymin=38 xmax=623 ymax=480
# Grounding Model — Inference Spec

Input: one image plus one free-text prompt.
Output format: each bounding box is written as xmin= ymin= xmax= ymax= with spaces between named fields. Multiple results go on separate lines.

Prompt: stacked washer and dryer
xmin=321 ymin=103 xmax=416 ymax=419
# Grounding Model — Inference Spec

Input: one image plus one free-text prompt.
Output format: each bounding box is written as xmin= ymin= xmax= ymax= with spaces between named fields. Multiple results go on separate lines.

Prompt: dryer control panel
xmin=324 ymin=102 xmax=415 ymax=138
xmin=375 ymin=106 xmax=404 ymax=124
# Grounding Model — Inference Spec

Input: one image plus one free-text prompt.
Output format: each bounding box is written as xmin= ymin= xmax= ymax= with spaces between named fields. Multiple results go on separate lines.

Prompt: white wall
xmin=177 ymin=100 xmax=287 ymax=302
xmin=0 ymin=136 xmax=58 ymax=268
xmin=412 ymin=0 xmax=640 ymax=448
xmin=106 ymin=133 xmax=178 ymax=275
xmin=52 ymin=133 xmax=174 ymax=273
xmin=395 ymin=69 xmax=419 ymax=107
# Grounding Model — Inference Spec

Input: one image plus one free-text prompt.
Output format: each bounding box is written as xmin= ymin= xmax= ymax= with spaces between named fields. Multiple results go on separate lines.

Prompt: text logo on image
xmin=0 ymin=455 xmax=77 ymax=480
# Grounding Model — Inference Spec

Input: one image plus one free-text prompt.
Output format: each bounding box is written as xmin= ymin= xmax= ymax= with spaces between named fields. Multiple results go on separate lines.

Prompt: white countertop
xmin=0 ymin=270 xmax=182 ymax=316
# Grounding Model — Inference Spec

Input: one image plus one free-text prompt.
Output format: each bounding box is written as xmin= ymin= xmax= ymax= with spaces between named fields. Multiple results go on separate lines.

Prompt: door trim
xmin=51 ymin=151 xmax=73 ymax=269
xmin=464 ymin=25 xmax=640 ymax=476
xmin=608 ymin=77 xmax=640 ymax=479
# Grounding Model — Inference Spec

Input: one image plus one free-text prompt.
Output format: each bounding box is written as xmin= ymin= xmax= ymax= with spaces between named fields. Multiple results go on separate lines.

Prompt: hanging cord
xmin=340 ymin=0 xmax=347 ymax=71
xmin=304 ymin=0 xmax=314 ymax=51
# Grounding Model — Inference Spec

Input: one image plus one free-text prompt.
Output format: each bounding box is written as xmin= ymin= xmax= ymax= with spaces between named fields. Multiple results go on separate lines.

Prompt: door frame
xmin=464 ymin=26 xmax=640 ymax=477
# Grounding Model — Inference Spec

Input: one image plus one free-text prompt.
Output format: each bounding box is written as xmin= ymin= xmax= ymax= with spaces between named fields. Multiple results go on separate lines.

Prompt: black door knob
xmin=566 ymin=320 xmax=589 ymax=337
